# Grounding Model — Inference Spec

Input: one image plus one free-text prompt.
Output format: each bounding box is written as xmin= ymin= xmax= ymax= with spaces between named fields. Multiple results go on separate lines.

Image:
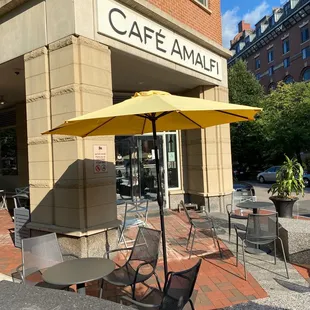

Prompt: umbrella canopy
xmin=43 ymin=91 xmax=261 ymax=137
xmin=43 ymin=90 xmax=261 ymax=277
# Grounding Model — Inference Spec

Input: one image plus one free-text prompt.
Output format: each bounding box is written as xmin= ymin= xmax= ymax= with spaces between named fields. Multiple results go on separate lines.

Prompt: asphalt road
xmin=249 ymin=181 xmax=310 ymax=216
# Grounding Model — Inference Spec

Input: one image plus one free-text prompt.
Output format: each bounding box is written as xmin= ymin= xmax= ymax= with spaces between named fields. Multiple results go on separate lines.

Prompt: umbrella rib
xmin=82 ymin=117 xmax=116 ymax=137
xmin=178 ymin=112 xmax=202 ymax=128
xmin=216 ymin=110 xmax=249 ymax=120
xmin=141 ymin=117 xmax=147 ymax=135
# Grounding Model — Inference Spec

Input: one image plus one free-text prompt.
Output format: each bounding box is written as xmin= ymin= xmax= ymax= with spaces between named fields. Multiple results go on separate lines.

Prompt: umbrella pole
xmin=151 ymin=118 xmax=168 ymax=277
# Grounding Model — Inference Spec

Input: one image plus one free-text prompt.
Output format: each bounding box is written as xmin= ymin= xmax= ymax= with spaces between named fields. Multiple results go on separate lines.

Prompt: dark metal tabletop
xmin=236 ymin=201 xmax=274 ymax=210
xmin=42 ymin=258 xmax=114 ymax=286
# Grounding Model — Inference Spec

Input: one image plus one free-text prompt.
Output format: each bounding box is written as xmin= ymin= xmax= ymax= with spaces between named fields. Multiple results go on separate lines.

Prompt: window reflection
xmin=0 ymin=128 xmax=18 ymax=175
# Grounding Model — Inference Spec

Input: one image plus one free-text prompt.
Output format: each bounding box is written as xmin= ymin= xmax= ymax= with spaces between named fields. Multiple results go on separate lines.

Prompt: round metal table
xmin=236 ymin=201 xmax=274 ymax=255
xmin=42 ymin=258 xmax=114 ymax=294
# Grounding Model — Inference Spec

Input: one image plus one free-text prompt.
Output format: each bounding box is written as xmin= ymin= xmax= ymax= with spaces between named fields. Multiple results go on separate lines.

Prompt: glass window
xmin=266 ymin=167 xmax=276 ymax=172
xmin=268 ymin=66 xmax=274 ymax=76
xmin=302 ymin=46 xmax=310 ymax=59
xmin=166 ymin=134 xmax=179 ymax=188
xmin=269 ymin=16 xmax=275 ymax=27
xmin=197 ymin=0 xmax=207 ymax=5
xmin=284 ymin=75 xmax=294 ymax=84
xmin=302 ymin=68 xmax=310 ymax=81
xmin=268 ymin=50 xmax=274 ymax=63
xmin=0 ymin=128 xmax=18 ymax=176
xmin=256 ymin=26 xmax=261 ymax=37
xmin=255 ymin=58 xmax=261 ymax=70
xmin=255 ymin=73 xmax=261 ymax=80
xmin=301 ymin=26 xmax=309 ymax=43
xmin=282 ymin=39 xmax=290 ymax=54
xmin=283 ymin=57 xmax=290 ymax=68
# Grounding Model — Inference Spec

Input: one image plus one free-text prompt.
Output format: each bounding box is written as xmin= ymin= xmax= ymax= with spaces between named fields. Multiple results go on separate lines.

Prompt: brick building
xmin=228 ymin=0 xmax=310 ymax=91
xmin=0 ymin=0 xmax=231 ymax=255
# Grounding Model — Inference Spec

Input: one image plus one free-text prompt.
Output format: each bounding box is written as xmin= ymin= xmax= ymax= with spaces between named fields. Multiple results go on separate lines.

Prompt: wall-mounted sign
xmin=93 ymin=145 xmax=107 ymax=173
xmin=97 ymin=0 xmax=222 ymax=81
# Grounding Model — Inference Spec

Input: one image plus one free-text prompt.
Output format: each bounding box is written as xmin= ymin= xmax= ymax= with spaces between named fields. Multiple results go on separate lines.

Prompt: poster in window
xmin=93 ymin=145 xmax=108 ymax=173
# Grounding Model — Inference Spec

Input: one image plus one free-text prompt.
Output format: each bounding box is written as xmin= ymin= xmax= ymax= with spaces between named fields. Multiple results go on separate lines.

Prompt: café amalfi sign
xmin=97 ymin=0 xmax=222 ymax=81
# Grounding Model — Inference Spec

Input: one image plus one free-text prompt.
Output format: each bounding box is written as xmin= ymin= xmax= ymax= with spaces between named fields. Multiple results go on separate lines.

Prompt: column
xmin=25 ymin=35 xmax=117 ymax=256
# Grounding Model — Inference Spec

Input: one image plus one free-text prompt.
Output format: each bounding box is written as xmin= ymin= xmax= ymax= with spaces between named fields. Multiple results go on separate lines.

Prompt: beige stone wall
xmin=181 ymin=85 xmax=232 ymax=212
xmin=25 ymin=35 xmax=116 ymax=235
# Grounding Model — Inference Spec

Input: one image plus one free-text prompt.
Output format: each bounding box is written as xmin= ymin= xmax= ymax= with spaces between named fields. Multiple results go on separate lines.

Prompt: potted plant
xmin=268 ymin=155 xmax=305 ymax=218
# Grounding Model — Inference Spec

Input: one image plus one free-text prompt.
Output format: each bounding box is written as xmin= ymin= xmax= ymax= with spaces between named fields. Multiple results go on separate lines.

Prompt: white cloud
xmin=222 ymin=7 xmax=240 ymax=49
xmin=243 ymin=1 xmax=269 ymax=26
xmin=221 ymin=1 xmax=270 ymax=48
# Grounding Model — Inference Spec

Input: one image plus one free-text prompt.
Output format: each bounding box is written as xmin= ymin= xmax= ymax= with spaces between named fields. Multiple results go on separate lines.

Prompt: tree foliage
xmin=259 ymin=82 xmax=310 ymax=163
xmin=228 ymin=60 xmax=265 ymax=170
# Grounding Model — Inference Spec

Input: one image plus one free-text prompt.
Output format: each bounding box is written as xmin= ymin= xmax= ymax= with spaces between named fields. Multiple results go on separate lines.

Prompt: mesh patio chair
xmin=180 ymin=201 xmax=222 ymax=259
xmin=16 ymin=233 xmax=78 ymax=288
xmin=235 ymin=213 xmax=289 ymax=280
xmin=118 ymin=199 xmax=149 ymax=247
xmin=226 ymin=190 xmax=255 ymax=242
xmin=12 ymin=194 xmax=29 ymax=209
xmin=101 ymin=227 xmax=161 ymax=299
xmin=121 ymin=259 xmax=202 ymax=310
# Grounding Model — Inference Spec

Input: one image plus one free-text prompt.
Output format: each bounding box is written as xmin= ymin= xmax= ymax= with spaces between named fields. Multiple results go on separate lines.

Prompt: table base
xmin=77 ymin=283 xmax=86 ymax=295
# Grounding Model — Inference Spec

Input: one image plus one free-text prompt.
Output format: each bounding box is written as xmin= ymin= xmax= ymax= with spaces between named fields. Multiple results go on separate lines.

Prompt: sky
xmin=221 ymin=0 xmax=288 ymax=48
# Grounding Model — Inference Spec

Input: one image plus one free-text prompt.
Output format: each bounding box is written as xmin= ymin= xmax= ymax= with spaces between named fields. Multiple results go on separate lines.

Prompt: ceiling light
xmin=0 ymin=96 xmax=5 ymax=105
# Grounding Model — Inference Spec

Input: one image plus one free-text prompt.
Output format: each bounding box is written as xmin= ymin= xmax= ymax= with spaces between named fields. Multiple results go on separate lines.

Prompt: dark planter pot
xmin=269 ymin=196 xmax=298 ymax=218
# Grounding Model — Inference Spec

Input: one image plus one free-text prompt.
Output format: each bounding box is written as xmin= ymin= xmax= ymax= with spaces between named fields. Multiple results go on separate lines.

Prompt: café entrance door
xmin=115 ymin=134 xmax=169 ymax=208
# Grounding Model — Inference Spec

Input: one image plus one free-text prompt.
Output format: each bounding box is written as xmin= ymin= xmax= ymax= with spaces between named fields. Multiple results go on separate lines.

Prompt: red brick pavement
xmin=0 ymin=209 xmax=268 ymax=309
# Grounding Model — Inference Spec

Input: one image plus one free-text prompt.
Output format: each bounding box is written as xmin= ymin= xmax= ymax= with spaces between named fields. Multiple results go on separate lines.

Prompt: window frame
xmin=268 ymin=66 xmax=274 ymax=76
xmin=255 ymin=58 xmax=261 ymax=70
xmin=268 ymin=50 xmax=274 ymax=63
xmin=301 ymin=26 xmax=309 ymax=43
xmin=282 ymin=39 xmax=290 ymax=54
xmin=302 ymin=46 xmax=310 ymax=59
xmin=283 ymin=57 xmax=290 ymax=68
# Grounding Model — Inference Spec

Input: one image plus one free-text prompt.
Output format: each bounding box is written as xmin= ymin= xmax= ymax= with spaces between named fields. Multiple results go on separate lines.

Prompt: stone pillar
xmin=25 ymin=35 xmax=117 ymax=257
xmin=182 ymin=86 xmax=232 ymax=212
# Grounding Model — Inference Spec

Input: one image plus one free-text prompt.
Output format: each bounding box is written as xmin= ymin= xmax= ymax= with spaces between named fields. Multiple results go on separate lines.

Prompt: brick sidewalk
xmin=0 ymin=209 xmax=268 ymax=309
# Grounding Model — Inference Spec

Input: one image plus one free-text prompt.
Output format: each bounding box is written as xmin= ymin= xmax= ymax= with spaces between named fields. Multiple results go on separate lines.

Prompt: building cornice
xmin=117 ymin=0 xmax=232 ymax=59
xmin=0 ymin=0 xmax=29 ymax=17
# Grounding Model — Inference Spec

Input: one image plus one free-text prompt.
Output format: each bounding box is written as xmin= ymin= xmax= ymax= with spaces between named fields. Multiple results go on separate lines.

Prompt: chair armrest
xmin=103 ymin=247 xmax=133 ymax=259
xmin=63 ymin=253 xmax=79 ymax=259
xmin=16 ymin=264 xmax=25 ymax=283
xmin=134 ymin=260 xmax=158 ymax=285
xmin=120 ymin=296 xmax=160 ymax=308
xmin=234 ymin=224 xmax=246 ymax=231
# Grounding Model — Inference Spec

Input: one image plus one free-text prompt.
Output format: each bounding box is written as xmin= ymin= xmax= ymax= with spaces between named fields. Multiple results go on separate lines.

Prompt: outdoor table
xmin=42 ymin=257 xmax=114 ymax=295
xmin=0 ymin=280 xmax=130 ymax=310
xmin=236 ymin=201 xmax=274 ymax=255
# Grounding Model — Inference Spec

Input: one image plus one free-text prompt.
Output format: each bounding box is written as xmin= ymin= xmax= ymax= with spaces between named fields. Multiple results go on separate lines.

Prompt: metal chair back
xmin=15 ymin=187 xmax=29 ymax=196
xmin=246 ymin=213 xmax=278 ymax=244
xmin=129 ymin=227 xmax=161 ymax=268
xmin=180 ymin=200 xmax=192 ymax=224
xmin=21 ymin=233 xmax=63 ymax=280
xmin=161 ymin=259 xmax=202 ymax=310
xmin=229 ymin=191 xmax=254 ymax=214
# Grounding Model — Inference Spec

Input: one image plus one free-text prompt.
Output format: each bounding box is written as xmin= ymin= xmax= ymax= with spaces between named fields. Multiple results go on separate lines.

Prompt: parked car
xmin=303 ymin=173 xmax=310 ymax=187
xmin=233 ymin=181 xmax=256 ymax=197
xmin=256 ymin=166 xmax=281 ymax=183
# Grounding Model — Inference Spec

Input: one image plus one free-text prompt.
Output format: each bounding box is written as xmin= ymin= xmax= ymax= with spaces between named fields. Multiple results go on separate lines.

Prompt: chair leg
xmin=189 ymin=229 xmax=196 ymax=259
xmin=274 ymin=240 xmax=277 ymax=265
xmin=211 ymin=227 xmax=216 ymax=247
xmin=212 ymin=226 xmax=223 ymax=259
xmin=242 ymin=241 xmax=247 ymax=280
xmin=186 ymin=225 xmax=193 ymax=249
xmin=278 ymin=237 xmax=289 ymax=279
xmin=132 ymin=283 xmax=136 ymax=300
xmin=189 ymin=299 xmax=195 ymax=310
xmin=236 ymin=235 xmax=239 ymax=267
xmin=228 ymin=217 xmax=231 ymax=243
xmin=99 ymin=279 xmax=104 ymax=299
xmin=154 ymin=272 xmax=162 ymax=291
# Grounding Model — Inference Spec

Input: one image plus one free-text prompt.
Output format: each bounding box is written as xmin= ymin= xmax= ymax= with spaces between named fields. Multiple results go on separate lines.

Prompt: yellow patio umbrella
xmin=43 ymin=90 xmax=261 ymax=276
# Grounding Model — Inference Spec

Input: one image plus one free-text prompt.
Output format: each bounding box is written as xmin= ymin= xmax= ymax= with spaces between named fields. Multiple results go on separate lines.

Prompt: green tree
xmin=228 ymin=60 xmax=265 ymax=170
xmin=259 ymin=82 xmax=310 ymax=164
